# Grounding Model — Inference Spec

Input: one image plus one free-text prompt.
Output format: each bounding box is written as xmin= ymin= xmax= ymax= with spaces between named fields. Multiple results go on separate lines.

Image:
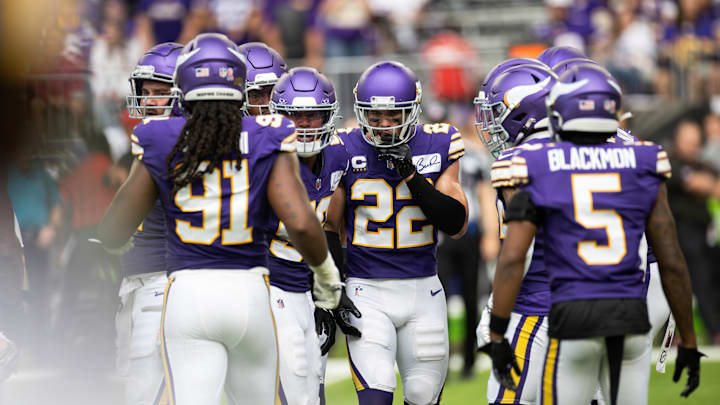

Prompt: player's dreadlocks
xmin=166 ymin=100 xmax=244 ymax=196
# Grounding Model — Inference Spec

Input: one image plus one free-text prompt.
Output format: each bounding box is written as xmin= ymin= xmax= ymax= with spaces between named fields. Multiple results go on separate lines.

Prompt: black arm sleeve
xmin=504 ymin=190 xmax=544 ymax=225
xmin=405 ymin=173 xmax=466 ymax=236
xmin=325 ymin=230 xmax=344 ymax=275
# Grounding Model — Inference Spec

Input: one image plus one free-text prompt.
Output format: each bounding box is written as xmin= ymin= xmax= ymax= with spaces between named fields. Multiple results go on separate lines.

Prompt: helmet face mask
xmin=126 ymin=42 xmax=183 ymax=119
xmin=474 ymin=64 xmax=556 ymax=158
xmin=269 ymin=67 xmax=338 ymax=157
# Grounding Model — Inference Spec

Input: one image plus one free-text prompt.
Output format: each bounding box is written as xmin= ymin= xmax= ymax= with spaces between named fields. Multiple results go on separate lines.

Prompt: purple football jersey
xmin=267 ymin=136 xmax=349 ymax=292
xmin=133 ymin=114 xmax=297 ymax=274
xmin=120 ymin=199 xmax=167 ymax=276
xmin=337 ymin=123 xmax=465 ymax=279
xmin=491 ymin=136 xmax=552 ymax=315
xmin=510 ymin=141 xmax=671 ymax=304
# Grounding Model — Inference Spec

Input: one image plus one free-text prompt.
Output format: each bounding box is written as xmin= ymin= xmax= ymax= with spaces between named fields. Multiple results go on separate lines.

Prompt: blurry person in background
xmin=668 ymin=120 xmax=720 ymax=344
xmin=7 ymin=145 xmax=63 ymax=351
xmin=605 ymin=1 xmax=656 ymax=94
xmin=701 ymin=112 xmax=720 ymax=172
xmin=135 ymin=0 xmax=208 ymax=52
xmin=90 ymin=0 xmax=142 ymax=128
xmin=365 ymin=0 xmax=428 ymax=53
xmin=57 ymin=134 xmax=121 ymax=368
xmin=205 ymin=0 xmax=284 ymax=50
xmin=262 ymin=0 xmax=325 ymax=69
xmin=319 ymin=0 xmax=373 ymax=57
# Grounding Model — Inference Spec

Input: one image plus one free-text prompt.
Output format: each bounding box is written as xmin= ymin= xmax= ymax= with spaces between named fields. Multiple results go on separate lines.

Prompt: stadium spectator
xmin=205 ymin=0 xmax=284 ymax=49
xmin=263 ymin=0 xmax=324 ymax=68
xmin=319 ymin=0 xmax=374 ymax=58
xmin=668 ymin=120 xmax=720 ymax=343
xmin=7 ymin=148 xmax=63 ymax=347
xmin=135 ymin=0 xmax=207 ymax=51
xmin=89 ymin=1 xmax=142 ymax=128
xmin=606 ymin=1 xmax=657 ymax=93
xmin=366 ymin=0 xmax=428 ymax=52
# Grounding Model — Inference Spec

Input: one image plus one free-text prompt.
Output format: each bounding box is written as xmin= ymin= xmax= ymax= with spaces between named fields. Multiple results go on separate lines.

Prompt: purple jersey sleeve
xmin=136 ymin=114 xmax=297 ymax=274
xmin=341 ymin=124 xmax=463 ymax=279
xmin=510 ymin=141 xmax=670 ymax=304
xmin=267 ymin=135 xmax=349 ymax=292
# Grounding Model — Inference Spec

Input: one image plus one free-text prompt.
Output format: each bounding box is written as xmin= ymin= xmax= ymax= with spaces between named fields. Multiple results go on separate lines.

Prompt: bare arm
xmin=478 ymin=180 xmax=500 ymax=260
xmin=434 ymin=161 xmax=469 ymax=238
xmin=323 ymin=182 xmax=346 ymax=234
xmin=97 ymin=160 xmax=157 ymax=249
xmin=267 ymin=152 xmax=328 ymax=266
xmin=135 ymin=14 xmax=155 ymax=54
xmin=647 ymin=183 xmax=697 ymax=348
xmin=490 ymin=219 xmax=537 ymax=340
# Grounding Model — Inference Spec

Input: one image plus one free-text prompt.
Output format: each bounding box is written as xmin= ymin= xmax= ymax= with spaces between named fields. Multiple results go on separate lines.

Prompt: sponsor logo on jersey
xmin=430 ymin=288 xmax=442 ymax=296
xmin=413 ymin=153 xmax=441 ymax=174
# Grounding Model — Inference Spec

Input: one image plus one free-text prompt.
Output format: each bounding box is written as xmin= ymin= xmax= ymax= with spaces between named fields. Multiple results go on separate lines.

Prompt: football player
xmin=266 ymin=67 xmax=352 ymax=405
xmin=536 ymin=46 xmax=587 ymax=70
xmin=324 ymin=61 xmax=469 ymax=405
xmin=473 ymin=61 xmax=557 ymax=405
xmin=238 ymin=42 xmax=288 ymax=116
xmin=96 ymin=33 xmax=341 ymax=405
xmin=116 ymin=41 xmax=183 ymax=405
xmin=489 ymin=64 xmax=704 ymax=405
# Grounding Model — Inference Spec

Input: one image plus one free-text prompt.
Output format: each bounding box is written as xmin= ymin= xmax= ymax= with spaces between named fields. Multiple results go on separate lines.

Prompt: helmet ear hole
xmin=514 ymin=112 xmax=527 ymax=122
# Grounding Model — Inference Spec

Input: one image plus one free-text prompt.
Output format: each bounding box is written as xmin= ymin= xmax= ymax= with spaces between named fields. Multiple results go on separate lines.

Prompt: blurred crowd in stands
xmin=7 ymin=1 xmax=720 ymax=377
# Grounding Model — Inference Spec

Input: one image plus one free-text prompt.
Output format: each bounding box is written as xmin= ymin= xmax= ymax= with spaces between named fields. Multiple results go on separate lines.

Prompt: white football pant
xmin=116 ymin=271 xmax=168 ymax=405
xmin=344 ymin=276 xmax=448 ymax=405
xmin=270 ymin=287 xmax=323 ymax=405
xmin=540 ymin=334 xmax=649 ymax=405
xmin=161 ymin=269 xmax=278 ymax=405
xmin=486 ymin=312 xmax=548 ymax=405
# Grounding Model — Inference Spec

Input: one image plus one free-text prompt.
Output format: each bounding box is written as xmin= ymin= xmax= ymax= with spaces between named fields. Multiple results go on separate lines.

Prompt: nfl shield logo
xmin=354 ymin=286 xmax=363 ymax=296
xmin=277 ymin=299 xmax=284 ymax=309
xmin=315 ymin=178 xmax=322 ymax=190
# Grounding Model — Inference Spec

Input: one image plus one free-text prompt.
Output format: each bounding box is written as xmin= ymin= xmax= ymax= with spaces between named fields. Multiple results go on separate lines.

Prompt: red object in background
xmin=422 ymin=32 xmax=477 ymax=102
xmin=507 ymin=43 xmax=547 ymax=59
xmin=60 ymin=153 xmax=117 ymax=229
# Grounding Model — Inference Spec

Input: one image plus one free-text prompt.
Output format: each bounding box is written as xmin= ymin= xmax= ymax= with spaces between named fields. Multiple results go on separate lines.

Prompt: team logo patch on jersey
xmin=351 ymin=156 xmax=367 ymax=171
xmin=354 ymin=286 xmax=363 ymax=296
xmin=412 ymin=153 xmax=441 ymax=174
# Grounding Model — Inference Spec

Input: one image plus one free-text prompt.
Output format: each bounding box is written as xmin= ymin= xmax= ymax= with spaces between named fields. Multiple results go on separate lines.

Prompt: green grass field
xmin=325 ymin=362 xmax=720 ymax=404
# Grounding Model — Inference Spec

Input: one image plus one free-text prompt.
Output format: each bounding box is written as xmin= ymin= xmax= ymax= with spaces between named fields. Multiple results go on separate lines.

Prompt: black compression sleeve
xmin=405 ymin=173 xmax=466 ymax=236
xmin=325 ymin=231 xmax=344 ymax=274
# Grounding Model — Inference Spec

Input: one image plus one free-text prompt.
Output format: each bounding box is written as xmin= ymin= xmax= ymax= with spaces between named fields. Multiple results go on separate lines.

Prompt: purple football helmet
xmin=536 ymin=46 xmax=586 ymax=68
xmin=551 ymin=57 xmax=598 ymax=76
xmin=354 ymin=61 xmax=422 ymax=148
xmin=173 ymin=33 xmax=246 ymax=105
xmin=480 ymin=58 xmax=549 ymax=90
xmin=126 ymin=42 xmax=183 ymax=119
xmin=475 ymin=64 xmax=557 ymax=157
xmin=269 ymin=67 xmax=338 ymax=157
xmin=546 ymin=64 xmax=622 ymax=138
xmin=238 ymin=42 xmax=288 ymax=115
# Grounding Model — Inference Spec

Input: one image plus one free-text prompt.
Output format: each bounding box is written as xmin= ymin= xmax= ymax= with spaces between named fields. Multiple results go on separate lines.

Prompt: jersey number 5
xmin=351 ymin=179 xmax=433 ymax=249
xmin=174 ymin=159 xmax=253 ymax=245
xmin=571 ymin=173 xmax=626 ymax=265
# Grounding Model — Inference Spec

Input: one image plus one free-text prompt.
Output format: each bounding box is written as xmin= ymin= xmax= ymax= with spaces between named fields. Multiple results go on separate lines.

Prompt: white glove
xmin=309 ymin=253 xmax=342 ymax=310
xmin=0 ymin=332 xmax=19 ymax=383
xmin=477 ymin=293 xmax=493 ymax=351
xmin=88 ymin=236 xmax=135 ymax=256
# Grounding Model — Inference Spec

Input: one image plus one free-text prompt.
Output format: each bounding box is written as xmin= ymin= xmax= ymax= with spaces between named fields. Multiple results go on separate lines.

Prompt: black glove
xmin=490 ymin=338 xmax=521 ymax=391
xmin=478 ymin=343 xmax=491 ymax=355
xmin=314 ymin=307 xmax=336 ymax=356
xmin=673 ymin=346 xmax=706 ymax=397
xmin=377 ymin=143 xmax=415 ymax=179
xmin=333 ymin=289 xmax=362 ymax=338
